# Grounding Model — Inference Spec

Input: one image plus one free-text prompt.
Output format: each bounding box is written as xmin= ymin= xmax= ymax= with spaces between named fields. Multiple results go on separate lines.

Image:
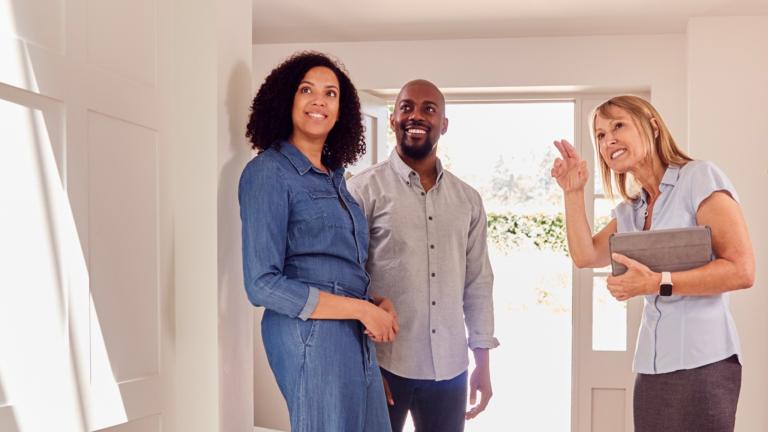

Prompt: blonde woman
xmin=550 ymin=95 xmax=754 ymax=431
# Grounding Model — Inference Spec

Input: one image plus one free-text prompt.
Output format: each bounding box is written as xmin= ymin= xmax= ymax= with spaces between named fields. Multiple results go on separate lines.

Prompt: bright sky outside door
xmin=438 ymin=101 xmax=574 ymax=431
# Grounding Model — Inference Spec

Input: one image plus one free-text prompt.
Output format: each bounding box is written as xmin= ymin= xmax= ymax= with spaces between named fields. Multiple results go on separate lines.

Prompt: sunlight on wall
xmin=0 ymin=2 xmax=40 ymax=95
xmin=0 ymin=1 xmax=16 ymax=39
xmin=0 ymin=97 xmax=125 ymax=431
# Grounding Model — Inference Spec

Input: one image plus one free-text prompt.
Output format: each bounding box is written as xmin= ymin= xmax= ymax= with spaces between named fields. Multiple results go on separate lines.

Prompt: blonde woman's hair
xmin=590 ymin=95 xmax=692 ymax=201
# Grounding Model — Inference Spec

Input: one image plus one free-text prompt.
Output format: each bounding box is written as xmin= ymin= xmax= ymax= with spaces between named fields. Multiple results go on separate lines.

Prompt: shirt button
xmin=431 ymin=329 xmax=436 ymax=334
xmin=432 ymin=301 xmax=436 ymax=305
xmin=431 ymin=272 xmax=436 ymax=277
xmin=421 ymin=192 xmax=425 ymax=196
xmin=430 ymin=244 xmax=435 ymax=249
xmin=428 ymin=216 xmax=433 ymax=221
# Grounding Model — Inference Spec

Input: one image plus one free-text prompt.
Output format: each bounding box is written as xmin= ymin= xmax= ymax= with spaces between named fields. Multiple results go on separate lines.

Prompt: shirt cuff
xmin=297 ymin=286 xmax=320 ymax=321
xmin=468 ymin=335 xmax=500 ymax=350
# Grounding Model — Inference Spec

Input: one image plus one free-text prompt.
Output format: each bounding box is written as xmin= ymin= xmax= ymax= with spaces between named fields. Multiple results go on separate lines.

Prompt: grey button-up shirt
xmin=347 ymin=151 xmax=499 ymax=380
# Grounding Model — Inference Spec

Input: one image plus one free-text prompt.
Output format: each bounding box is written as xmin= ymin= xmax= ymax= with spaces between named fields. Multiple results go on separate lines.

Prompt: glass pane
xmin=594 ymin=197 xmax=617 ymax=273
xmin=592 ymin=277 xmax=627 ymax=351
xmin=593 ymin=151 xmax=623 ymax=198
xmin=593 ymin=150 xmax=605 ymax=196
xmin=593 ymin=197 xmax=615 ymax=233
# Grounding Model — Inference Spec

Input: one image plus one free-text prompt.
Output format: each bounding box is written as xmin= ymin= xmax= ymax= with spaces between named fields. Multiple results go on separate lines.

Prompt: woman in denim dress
xmin=551 ymin=95 xmax=754 ymax=431
xmin=240 ymin=52 xmax=397 ymax=431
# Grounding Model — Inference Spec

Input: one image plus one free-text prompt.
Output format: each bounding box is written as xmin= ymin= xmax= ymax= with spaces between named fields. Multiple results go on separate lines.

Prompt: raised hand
xmin=550 ymin=139 xmax=589 ymax=192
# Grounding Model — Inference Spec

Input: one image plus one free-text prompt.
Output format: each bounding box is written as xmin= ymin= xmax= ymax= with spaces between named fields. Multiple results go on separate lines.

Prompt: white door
xmin=0 ymin=1 xmax=171 ymax=431
xmin=572 ymin=96 xmax=646 ymax=432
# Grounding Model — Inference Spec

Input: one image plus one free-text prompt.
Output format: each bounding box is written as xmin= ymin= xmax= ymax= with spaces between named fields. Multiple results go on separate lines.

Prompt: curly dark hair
xmin=246 ymin=51 xmax=366 ymax=169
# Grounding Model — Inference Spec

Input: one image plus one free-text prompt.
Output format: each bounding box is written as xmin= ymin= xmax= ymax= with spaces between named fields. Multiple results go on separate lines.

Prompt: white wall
xmin=687 ymin=16 xmax=768 ymax=432
xmin=216 ymin=0 xmax=255 ymax=431
xmin=253 ymin=34 xmax=687 ymax=147
xmin=2 ymin=0 xmax=177 ymax=430
xmin=2 ymin=0 xmax=252 ymax=430
xmin=169 ymin=0 xmax=253 ymax=431
xmin=170 ymin=0 xmax=219 ymax=430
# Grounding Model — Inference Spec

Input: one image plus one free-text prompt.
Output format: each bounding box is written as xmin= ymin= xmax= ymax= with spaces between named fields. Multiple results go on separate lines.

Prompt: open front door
xmin=572 ymin=96 xmax=645 ymax=432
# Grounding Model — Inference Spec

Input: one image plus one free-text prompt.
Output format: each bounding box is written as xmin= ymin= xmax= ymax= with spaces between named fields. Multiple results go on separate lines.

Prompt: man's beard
xmin=400 ymin=137 xmax=434 ymax=160
xmin=398 ymin=125 xmax=435 ymax=160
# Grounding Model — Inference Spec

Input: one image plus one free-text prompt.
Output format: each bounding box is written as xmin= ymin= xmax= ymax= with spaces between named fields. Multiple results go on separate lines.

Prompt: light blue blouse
xmin=611 ymin=160 xmax=742 ymax=374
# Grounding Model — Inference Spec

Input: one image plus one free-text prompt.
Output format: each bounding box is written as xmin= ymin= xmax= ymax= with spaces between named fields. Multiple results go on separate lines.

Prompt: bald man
xmin=347 ymin=80 xmax=499 ymax=432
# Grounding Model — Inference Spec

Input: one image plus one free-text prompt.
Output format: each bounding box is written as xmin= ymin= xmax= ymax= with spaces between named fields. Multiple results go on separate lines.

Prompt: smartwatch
xmin=660 ymin=271 xmax=673 ymax=296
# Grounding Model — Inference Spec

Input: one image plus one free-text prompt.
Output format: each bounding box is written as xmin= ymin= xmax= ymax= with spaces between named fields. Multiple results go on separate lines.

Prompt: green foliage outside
xmin=487 ymin=213 xmax=611 ymax=255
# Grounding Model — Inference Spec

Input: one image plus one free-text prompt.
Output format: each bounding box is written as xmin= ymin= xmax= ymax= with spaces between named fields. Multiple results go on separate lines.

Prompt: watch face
xmin=660 ymin=283 xmax=673 ymax=296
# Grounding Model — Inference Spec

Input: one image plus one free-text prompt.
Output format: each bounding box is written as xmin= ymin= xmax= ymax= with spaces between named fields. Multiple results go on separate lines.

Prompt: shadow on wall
xmin=218 ymin=59 xmax=290 ymax=431
xmin=219 ymin=60 xmax=261 ymax=431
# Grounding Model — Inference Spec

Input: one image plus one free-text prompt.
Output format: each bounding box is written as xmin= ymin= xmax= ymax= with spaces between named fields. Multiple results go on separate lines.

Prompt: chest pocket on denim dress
xmin=290 ymin=189 xmax=353 ymax=237
xmin=310 ymin=190 xmax=355 ymax=229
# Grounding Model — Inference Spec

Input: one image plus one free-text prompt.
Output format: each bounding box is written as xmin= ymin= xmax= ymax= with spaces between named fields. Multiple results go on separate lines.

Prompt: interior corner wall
xmin=687 ymin=16 xmax=768 ymax=432
xmin=172 ymin=0 xmax=254 ymax=430
xmin=217 ymin=1 xmax=254 ymax=432
xmin=171 ymin=0 xmax=220 ymax=430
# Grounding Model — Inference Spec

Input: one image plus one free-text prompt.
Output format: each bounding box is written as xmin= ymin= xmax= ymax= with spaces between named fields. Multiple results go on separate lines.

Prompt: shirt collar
xmin=632 ymin=164 xmax=681 ymax=209
xmin=660 ymin=164 xmax=681 ymax=187
xmin=388 ymin=149 xmax=445 ymax=185
xmin=278 ymin=141 xmax=313 ymax=175
xmin=278 ymin=140 xmax=340 ymax=178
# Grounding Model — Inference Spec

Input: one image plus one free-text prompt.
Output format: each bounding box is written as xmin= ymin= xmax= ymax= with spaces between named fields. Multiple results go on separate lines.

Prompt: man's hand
xmin=466 ymin=349 xmax=492 ymax=420
xmin=376 ymin=297 xmax=398 ymax=323
xmin=382 ymin=375 xmax=394 ymax=406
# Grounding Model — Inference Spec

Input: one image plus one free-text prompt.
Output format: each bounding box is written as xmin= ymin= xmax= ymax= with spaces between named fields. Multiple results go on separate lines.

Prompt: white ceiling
xmin=253 ymin=0 xmax=768 ymax=43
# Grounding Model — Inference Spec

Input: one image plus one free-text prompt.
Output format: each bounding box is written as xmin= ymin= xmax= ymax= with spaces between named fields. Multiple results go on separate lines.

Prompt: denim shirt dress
xmin=238 ymin=141 xmax=390 ymax=432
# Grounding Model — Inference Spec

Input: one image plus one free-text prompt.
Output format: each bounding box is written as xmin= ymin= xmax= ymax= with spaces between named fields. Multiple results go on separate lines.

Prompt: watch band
xmin=660 ymin=271 xmax=673 ymax=296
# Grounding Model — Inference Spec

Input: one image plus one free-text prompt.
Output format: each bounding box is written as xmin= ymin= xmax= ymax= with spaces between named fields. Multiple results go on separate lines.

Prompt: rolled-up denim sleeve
xmin=239 ymin=158 xmax=319 ymax=320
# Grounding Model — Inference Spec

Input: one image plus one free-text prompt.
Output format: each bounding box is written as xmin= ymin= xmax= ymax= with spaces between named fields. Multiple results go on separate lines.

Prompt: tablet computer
xmin=608 ymin=226 xmax=713 ymax=276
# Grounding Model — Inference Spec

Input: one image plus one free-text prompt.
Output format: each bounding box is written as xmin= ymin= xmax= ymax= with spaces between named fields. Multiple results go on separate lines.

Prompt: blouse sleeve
xmin=688 ymin=160 xmax=740 ymax=213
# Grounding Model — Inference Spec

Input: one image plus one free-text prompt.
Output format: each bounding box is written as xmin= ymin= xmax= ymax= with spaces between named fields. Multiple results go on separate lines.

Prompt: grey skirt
xmin=634 ymin=355 xmax=741 ymax=432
